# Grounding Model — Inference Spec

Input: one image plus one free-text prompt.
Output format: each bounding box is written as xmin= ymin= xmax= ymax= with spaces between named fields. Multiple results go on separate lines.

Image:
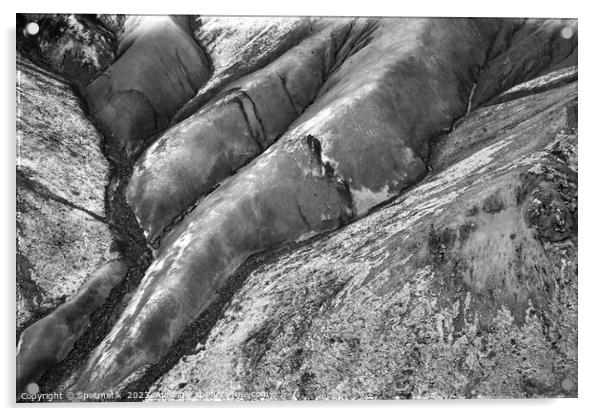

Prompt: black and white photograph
xmin=5 ymin=1 xmax=596 ymax=410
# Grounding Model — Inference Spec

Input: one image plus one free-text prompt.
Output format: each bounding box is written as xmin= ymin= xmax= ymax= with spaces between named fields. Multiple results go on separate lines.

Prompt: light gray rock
xmin=16 ymin=56 xmax=119 ymax=330
xmin=171 ymin=16 xmax=311 ymax=123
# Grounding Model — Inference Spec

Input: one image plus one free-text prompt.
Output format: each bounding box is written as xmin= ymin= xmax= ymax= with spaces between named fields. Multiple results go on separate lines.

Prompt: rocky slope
xmin=16 ymin=15 xmax=577 ymax=400
xmin=150 ymin=75 xmax=577 ymax=400
xmin=16 ymin=53 xmax=120 ymax=330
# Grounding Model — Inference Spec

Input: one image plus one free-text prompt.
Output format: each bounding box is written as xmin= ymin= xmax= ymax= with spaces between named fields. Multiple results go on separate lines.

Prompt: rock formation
xmin=17 ymin=259 xmax=131 ymax=394
xmin=16 ymin=14 xmax=577 ymax=400
xmin=85 ymin=15 xmax=211 ymax=160
xmin=150 ymin=75 xmax=577 ymax=400
xmin=16 ymin=52 xmax=119 ymax=330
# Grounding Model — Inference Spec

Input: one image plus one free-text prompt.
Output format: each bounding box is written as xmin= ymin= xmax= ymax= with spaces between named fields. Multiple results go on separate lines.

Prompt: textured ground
xmin=15 ymin=15 xmax=577 ymax=401
xmin=16 ymin=54 xmax=119 ymax=331
xmin=149 ymin=77 xmax=577 ymax=400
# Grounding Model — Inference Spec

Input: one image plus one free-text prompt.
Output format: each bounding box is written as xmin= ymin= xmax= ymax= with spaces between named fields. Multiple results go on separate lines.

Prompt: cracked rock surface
xmin=16 ymin=15 xmax=577 ymax=400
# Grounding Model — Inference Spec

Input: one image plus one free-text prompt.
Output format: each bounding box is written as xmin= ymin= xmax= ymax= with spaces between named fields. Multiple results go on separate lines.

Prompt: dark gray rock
xmin=17 ymin=259 xmax=131 ymax=395
xmin=472 ymin=18 xmax=577 ymax=108
xmin=85 ymin=16 xmax=211 ymax=160
xmin=17 ymin=14 xmax=117 ymax=89
xmin=127 ymin=20 xmax=352 ymax=242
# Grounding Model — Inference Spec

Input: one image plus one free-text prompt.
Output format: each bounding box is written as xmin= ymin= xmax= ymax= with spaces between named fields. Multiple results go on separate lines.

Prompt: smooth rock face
xmin=150 ymin=77 xmax=577 ymax=400
xmin=127 ymin=20 xmax=350 ymax=242
xmin=86 ymin=16 xmax=211 ymax=160
xmin=17 ymin=259 xmax=131 ymax=395
xmin=16 ymin=56 xmax=119 ymax=329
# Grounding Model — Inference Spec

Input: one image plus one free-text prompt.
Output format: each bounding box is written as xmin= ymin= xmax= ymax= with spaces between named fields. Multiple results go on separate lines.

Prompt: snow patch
xmin=351 ymin=184 xmax=394 ymax=217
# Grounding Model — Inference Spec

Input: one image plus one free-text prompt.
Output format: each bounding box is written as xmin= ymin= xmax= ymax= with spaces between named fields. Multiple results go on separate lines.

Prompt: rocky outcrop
xmin=16 ymin=55 xmax=119 ymax=330
xmin=17 ymin=14 xmax=117 ymax=89
xmin=16 ymin=15 xmax=578 ymax=401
